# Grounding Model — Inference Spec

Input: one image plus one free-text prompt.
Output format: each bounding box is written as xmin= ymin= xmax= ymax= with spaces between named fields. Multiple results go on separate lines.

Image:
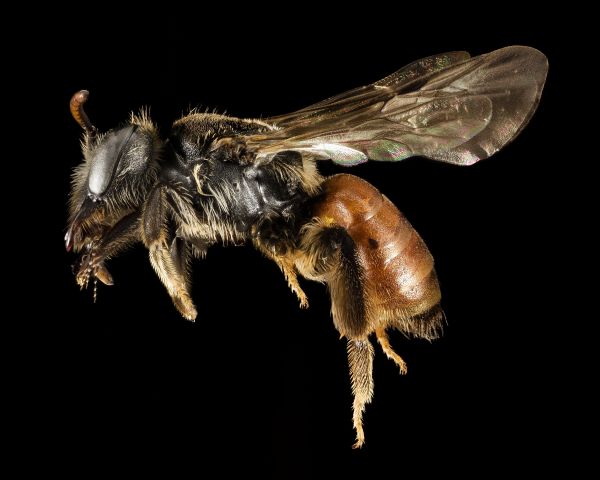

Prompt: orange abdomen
xmin=312 ymin=174 xmax=441 ymax=335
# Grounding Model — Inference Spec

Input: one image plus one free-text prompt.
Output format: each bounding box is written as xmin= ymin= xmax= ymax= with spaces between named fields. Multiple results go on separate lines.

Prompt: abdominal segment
xmin=310 ymin=174 xmax=443 ymax=339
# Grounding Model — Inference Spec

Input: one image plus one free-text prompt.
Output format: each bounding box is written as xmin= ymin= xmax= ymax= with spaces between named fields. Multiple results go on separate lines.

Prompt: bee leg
xmin=375 ymin=328 xmax=408 ymax=375
xmin=167 ymin=236 xmax=195 ymax=318
xmin=274 ymin=256 xmax=308 ymax=308
xmin=74 ymin=211 xmax=141 ymax=288
xmin=143 ymin=186 xmax=197 ymax=321
xmin=254 ymin=240 xmax=308 ymax=308
xmin=98 ymin=210 xmax=141 ymax=257
xmin=298 ymin=222 xmax=368 ymax=338
xmin=347 ymin=338 xmax=374 ymax=449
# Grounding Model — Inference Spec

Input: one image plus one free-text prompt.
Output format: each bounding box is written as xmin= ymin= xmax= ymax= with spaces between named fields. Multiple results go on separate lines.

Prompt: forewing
xmin=268 ymin=50 xmax=471 ymax=128
xmin=247 ymin=46 xmax=547 ymax=166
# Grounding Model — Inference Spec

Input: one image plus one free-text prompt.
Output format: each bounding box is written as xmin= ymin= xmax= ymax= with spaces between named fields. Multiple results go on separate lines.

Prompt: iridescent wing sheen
xmin=246 ymin=46 xmax=548 ymax=166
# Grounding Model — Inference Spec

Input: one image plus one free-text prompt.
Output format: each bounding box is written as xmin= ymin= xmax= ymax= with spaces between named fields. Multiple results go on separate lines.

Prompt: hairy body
xmin=66 ymin=46 xmax=547 ymax=447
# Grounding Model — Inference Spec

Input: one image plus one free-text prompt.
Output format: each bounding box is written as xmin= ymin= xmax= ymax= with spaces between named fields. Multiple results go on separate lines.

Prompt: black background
xmin=25 ymin=8 xmax=579 ymax=478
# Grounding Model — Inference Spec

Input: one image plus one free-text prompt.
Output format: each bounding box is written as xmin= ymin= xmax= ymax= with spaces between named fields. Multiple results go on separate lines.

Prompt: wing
xmin=246 ymin=46 xmax=548 ymax=166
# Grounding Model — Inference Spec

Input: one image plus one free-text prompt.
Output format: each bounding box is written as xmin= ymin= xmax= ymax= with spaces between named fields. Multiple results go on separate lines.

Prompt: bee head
xmin=65 ymin=91 xmax=161 ymax=252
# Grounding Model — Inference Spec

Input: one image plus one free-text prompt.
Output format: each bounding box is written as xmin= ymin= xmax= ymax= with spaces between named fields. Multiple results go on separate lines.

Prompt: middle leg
xmin=254 ymin=240 xmax=308 ymax=308
xmin=375 ymin=327 xmax=408 ymax=375
xmin=272 ymin=255 xmax=309 ymax=308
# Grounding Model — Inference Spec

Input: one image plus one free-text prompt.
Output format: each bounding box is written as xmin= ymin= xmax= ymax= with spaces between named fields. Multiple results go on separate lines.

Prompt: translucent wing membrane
xmin=247 ymin=46 xmax=547 ymax=166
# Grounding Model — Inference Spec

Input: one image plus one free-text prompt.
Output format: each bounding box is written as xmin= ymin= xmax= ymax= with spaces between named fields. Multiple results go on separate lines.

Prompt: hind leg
xmin=347 ymin=338 xmax=374 ymax=449
xmin=376 ymin=327 xmax=407 ymax=375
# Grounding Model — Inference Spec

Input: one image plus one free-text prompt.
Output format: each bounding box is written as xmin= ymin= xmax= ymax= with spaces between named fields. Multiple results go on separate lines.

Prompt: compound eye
xmin=88 ymin=125 xmax=138 ymax=196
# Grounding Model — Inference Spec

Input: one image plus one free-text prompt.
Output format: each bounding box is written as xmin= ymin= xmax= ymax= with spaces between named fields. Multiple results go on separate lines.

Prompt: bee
xmin=66 ymin=46 xmax=547 ymax=448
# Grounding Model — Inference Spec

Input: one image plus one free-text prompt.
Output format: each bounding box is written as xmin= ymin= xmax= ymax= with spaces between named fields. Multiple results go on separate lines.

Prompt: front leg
xmin=142 ymin=186 xmax=197 ymax=321
xmin=74 ymin=210 xmax=141 ymax=289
